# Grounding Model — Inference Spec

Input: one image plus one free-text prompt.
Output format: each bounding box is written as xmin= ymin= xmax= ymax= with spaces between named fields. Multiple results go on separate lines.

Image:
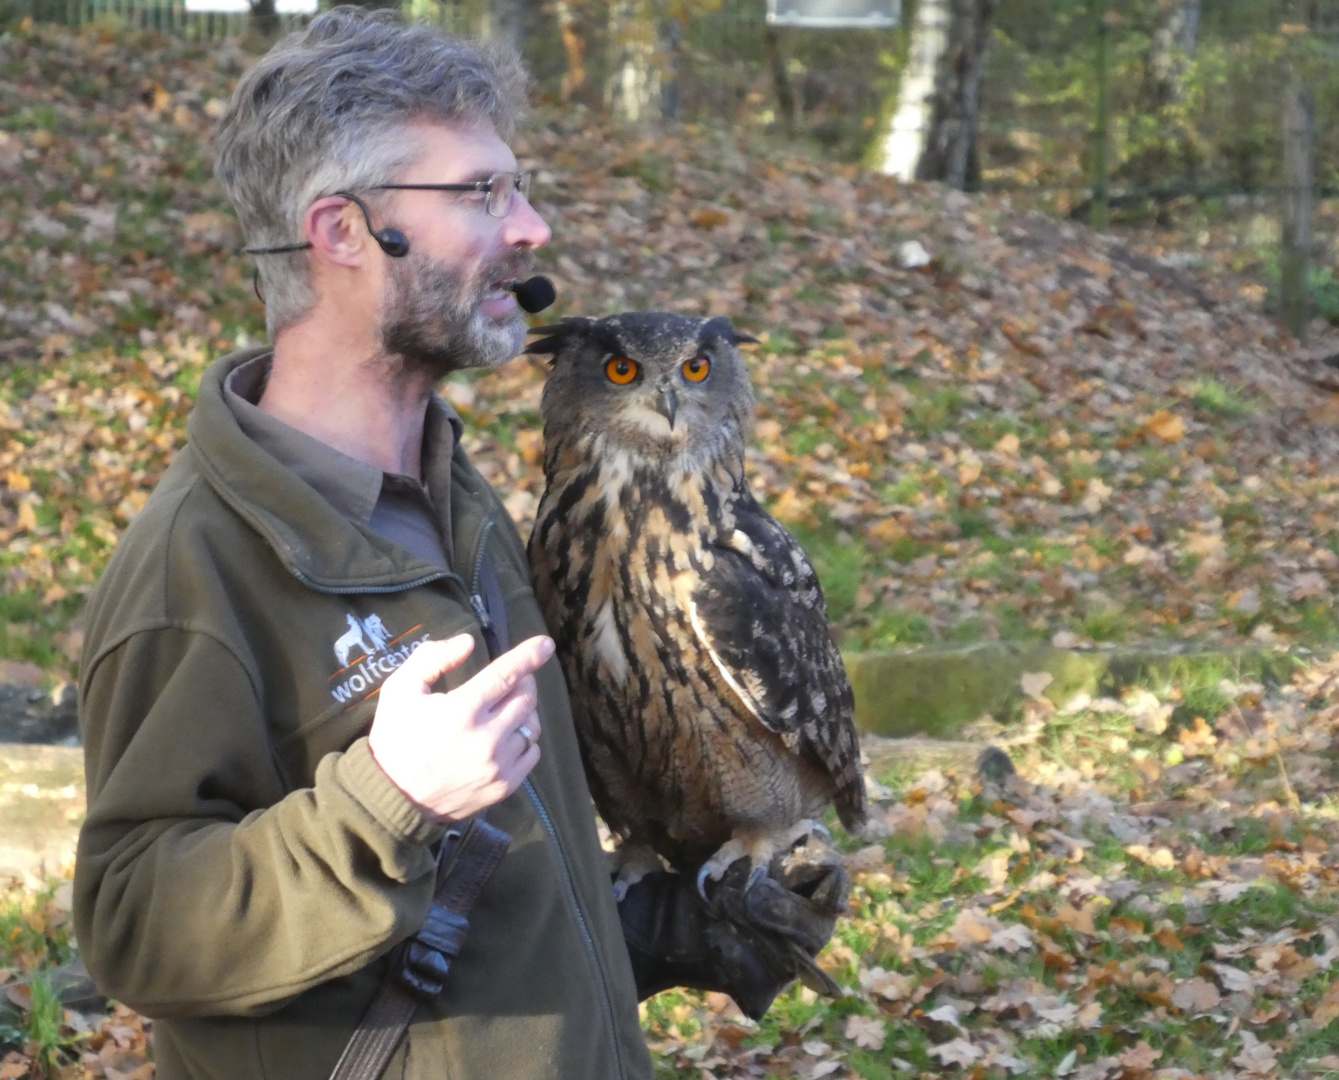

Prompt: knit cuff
xmin=337 ymin=736 xmax=445 ymax=848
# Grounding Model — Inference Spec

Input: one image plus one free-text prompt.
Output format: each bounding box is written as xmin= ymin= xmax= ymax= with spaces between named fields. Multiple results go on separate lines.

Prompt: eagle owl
xmin=526 ymin=312 xmax=866 ymax=897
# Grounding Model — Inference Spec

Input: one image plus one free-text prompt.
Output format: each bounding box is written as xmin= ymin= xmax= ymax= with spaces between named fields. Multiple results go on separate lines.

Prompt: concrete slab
xmin=0 ymin=744 xmax=85 ymax=888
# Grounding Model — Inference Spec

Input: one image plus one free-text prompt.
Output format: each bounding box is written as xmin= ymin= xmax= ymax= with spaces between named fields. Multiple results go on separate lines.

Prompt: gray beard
xmin=378 ymin=252 xmax=528 ymax=379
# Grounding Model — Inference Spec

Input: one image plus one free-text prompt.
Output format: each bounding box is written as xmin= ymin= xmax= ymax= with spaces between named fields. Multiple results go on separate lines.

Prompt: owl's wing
xmin=690 ymin=491 xmax=866 ymax=831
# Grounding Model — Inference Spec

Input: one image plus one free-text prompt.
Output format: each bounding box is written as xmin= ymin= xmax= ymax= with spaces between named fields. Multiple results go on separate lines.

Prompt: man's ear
xmin=305 ymin=196 xmax=369 ymax=267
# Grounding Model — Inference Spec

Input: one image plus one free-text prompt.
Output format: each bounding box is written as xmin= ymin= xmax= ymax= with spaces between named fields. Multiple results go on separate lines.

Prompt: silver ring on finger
xmin=518 ymin=723 xmax=536 ymax=753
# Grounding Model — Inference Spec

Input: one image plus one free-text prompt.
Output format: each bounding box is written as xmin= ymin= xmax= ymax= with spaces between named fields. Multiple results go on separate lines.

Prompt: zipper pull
xmin=470 ymin=592 xmax=494 ymax=631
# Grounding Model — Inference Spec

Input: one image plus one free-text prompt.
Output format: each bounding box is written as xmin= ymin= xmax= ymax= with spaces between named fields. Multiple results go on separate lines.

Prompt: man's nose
xmin=503 ymin=193 xmax=552 ymax=251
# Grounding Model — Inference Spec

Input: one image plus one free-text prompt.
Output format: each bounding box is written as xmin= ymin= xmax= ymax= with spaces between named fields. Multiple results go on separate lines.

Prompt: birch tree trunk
xmin=876 ymin=0 xmax=950 ymax=181
xmin=1142 ymin=0 xmax=1200 ymax=109
xmin=875 ymin=0 xmax=1002 ymax=189
xmin=481 ymin=0 xmax=526 ymax=58
xmin=604 ymin=0 xmax=661 ymax=123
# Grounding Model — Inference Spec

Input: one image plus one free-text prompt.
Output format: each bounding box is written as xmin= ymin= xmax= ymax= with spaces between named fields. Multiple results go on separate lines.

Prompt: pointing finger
xmin=464 ymin=636 xmax=556 ymax=709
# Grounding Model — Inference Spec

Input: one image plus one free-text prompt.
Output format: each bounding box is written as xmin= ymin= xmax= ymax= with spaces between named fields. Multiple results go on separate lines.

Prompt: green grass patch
xmin=846 ymin=608 xmax=934 ymax=650
xmin=905 ymin=386 xmax=970 ymax=436
xmin=1190 ymin=377 xmax=1254 ymax=418
xmin=0 ymin=974 xmax=80 ymax=1074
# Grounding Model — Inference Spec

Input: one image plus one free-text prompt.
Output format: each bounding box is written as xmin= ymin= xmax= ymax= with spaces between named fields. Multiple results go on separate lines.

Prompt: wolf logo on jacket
xmin=333 ymin=612 xmax=394 ymax=667
xmin=329 ymin=614 xmax=432 ymax=706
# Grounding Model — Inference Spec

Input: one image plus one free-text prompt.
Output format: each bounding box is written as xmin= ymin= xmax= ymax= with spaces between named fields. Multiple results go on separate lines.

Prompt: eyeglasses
xmin=372 ymin=171 xmax=532 ymax=219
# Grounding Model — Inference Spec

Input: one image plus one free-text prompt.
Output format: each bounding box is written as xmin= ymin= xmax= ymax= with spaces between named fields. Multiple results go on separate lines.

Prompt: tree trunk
xmin=554 ymin=0 xmax=591 ymax=105
xmin=1142 ymin=0 xmax=1200 ymax=109
xmin=659 ymin=16 xmax=682 ymax=120
xmin=875 ymin=0 xmax=1001 ymax=189
xmin=604 ymin=0 xmax=661 ymax=124
xmin=765 ymin=26 xmax=797 ymax=135
xmin=248 ymin=0 xmax=279 ymax=39
xmin=916 ymin=0 xmax=1002 ymax=188
xmin=876 ymin=0 xmax=950 ymax=181
xmin=1281 ymin=77 xmax=1315 ymax=341
xmin=482 ymin=0 xmax=526 ymax=58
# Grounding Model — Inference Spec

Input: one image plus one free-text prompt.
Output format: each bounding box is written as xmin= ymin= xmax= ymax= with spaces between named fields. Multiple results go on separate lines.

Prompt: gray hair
xmin=214 ymin=6 xmax=528 ymax=336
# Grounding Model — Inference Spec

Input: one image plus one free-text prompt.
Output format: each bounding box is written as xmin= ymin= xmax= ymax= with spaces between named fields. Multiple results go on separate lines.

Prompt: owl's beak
xmin=655 ymin=385 xmax=678 ymax=430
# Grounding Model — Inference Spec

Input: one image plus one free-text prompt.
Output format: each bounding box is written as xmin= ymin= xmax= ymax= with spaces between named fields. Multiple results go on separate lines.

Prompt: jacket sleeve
xmin=74 ymin=623 xmax=444 ymax=1019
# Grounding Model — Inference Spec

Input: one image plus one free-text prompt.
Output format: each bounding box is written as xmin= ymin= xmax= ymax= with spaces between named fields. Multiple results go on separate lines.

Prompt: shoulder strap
xmin=327 ymin=815 xmax=511 ymax=1080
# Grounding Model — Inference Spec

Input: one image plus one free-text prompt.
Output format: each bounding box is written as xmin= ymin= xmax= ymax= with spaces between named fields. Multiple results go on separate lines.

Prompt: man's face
xmin=375 ymin=121 xmax=551 ymax=378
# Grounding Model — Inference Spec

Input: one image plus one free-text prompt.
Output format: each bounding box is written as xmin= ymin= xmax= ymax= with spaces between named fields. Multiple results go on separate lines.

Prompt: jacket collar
xmin=188 ymin=348 xmax=466 ymax=593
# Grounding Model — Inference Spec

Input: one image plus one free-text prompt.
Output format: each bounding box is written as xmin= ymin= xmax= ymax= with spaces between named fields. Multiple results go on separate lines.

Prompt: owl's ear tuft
xmin=702 ymin=315 xmax=760 ymax=347
xmin=525 ymin=318 xmax=593 ymax=360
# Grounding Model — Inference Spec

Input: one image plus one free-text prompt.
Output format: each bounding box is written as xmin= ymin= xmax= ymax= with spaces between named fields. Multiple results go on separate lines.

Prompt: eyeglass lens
xmin=486 ymin=173 xmax=532 ymax=218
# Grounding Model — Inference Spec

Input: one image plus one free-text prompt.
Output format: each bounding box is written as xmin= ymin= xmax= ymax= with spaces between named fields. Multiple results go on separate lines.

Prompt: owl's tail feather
xmin=786 ymin=940 xmax=844 ymax=999
xmin=836 ymin=782 xmax=869 ymax=835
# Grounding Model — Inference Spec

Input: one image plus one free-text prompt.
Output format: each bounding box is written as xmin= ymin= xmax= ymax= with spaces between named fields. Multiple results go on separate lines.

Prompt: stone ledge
xmin=843 ymin=642 xmax=1307 ymax=738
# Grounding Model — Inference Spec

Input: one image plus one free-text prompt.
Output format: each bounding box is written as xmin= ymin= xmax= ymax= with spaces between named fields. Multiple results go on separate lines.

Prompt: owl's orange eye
xmin=605 ymin=357 xmax=639 ymax=385
xmin=682 ymin=356 xmax=711 ymax=382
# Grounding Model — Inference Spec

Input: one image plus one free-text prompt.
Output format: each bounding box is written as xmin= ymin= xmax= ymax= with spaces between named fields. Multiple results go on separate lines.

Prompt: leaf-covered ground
xmin=1 ymin=641 xmax=1336 ymax=1078
xmin=1 ymin=19 xmax=1338 ymax=1080
xmin=2 ymin=22 xmax=1339 ymax=677
xmin=641 ymin=657 xmax=1339 ymax=1080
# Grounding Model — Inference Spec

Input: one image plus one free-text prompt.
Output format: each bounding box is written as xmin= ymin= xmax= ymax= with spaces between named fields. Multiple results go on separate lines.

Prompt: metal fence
xmin=9 ymin=0 xmax=299 ymax=37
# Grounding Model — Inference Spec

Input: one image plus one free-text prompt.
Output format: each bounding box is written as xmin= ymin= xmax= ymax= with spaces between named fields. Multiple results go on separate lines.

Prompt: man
xmin=73 ymin=10 xmax=844 ymax=1080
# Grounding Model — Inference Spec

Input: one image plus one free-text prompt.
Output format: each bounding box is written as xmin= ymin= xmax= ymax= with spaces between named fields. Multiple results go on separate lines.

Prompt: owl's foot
xmin=610 ymin=842 xmax=665 ymax=903
xmin=696 ymin=819 xmax=828 ymax=901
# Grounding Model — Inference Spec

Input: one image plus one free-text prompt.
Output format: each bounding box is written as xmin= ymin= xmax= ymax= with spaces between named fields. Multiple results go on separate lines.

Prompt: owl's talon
xmin=745 ymin=863 xmax=768 ymax=892
xmin=611 ymin=842 xmax=664 ymax=903
xmin=696 ymin=864 xmax=715 ymax=903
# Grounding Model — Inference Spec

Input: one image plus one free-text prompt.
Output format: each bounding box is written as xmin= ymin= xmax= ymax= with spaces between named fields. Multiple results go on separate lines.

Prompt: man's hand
xmin=368 ymin=633 xmax=553 ymax=821
xmin=618 ymin=839 xmax=850 ymax=1020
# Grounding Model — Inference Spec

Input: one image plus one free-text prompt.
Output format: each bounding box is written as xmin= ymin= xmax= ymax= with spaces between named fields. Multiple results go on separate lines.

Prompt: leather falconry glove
xmin=617 ymin=839 xmax=850 ymax=1021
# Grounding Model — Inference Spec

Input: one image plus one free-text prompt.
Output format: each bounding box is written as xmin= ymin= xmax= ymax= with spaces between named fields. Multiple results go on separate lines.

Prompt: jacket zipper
xmin=468 ymin=514 xmax=497 ymax=636
xmin=524 ymin=780 xmax=627 ymax=1080
xmin=467 ymin=514 xmax=626 ymax=1080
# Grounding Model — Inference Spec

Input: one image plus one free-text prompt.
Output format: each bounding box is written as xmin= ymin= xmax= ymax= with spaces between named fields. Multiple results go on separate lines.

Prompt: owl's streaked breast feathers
xmin=526 ymin=311 xmax=866 ymax=875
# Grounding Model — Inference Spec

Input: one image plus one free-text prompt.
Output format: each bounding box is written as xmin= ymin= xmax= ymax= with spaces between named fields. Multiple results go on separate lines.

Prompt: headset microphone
xmin=509 ymin=275 xmax=556 ymax=313
xmin=243 ymin=191 xmax=408 ymax=258
xmin=335 ymin=191 xmax=409 ymax=258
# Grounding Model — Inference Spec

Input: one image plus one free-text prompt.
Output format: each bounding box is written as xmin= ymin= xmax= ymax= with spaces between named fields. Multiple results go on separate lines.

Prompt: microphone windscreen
xmin=511 ymin=275 xmax=557 ymax=314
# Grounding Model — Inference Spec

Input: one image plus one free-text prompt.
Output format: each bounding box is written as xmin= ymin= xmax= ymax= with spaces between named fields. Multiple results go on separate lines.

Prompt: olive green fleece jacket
xmin=74 ymin=349 xmax=652 ymax=1080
